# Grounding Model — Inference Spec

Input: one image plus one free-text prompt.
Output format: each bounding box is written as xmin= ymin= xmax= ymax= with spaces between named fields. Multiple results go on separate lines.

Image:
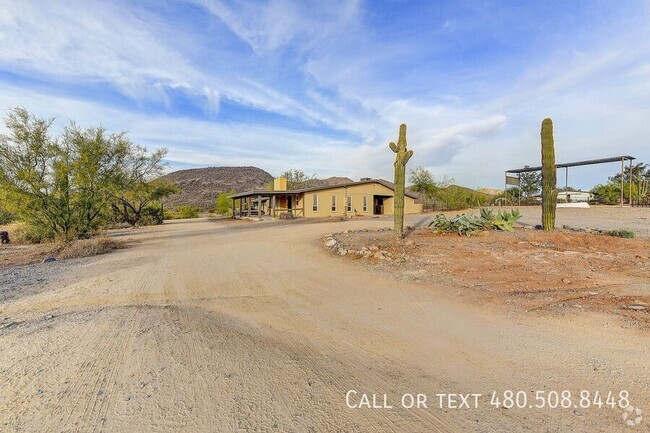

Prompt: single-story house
xmin=229 ymin=177 xmax=423 ymax=218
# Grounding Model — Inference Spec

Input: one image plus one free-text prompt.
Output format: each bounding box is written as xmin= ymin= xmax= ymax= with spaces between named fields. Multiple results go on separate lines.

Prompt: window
xmin=312 ymin=194 xmax=319 ymax=212
xmin=362 ymin=196 xmax=368 ymax=212
xmin=331 ymin=195 xmax=337 ymax=212
xmin=346 ymin=195 xmax=352 ymax=212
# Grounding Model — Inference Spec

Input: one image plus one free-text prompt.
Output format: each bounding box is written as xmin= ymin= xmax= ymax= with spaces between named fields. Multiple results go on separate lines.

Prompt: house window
xmin=312 ymin=194 xmax=318 ymax=212
xmin=362 ymin=196 xmax=368 ymax=212
xmin=346 ymin=195 xmax=352 ymax=212
xmin=331 ymin=195 xmax=337 ymax=212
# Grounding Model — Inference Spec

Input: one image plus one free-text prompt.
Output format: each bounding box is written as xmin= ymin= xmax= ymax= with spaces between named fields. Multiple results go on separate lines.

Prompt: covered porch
xmin=228 ymin=191 xmax=305 ymax=218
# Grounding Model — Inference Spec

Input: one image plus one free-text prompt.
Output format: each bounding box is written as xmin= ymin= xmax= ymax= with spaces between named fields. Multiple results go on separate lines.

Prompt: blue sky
xmin=0 ymin=0 xmax=649 ymax=189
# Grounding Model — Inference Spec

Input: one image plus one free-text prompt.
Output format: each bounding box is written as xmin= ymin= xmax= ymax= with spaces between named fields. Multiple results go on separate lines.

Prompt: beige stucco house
xmin=230 ymin=178 xmax=422 ymax=218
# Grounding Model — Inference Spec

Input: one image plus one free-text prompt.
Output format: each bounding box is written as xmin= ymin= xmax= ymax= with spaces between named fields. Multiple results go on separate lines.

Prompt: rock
xmin=338 ymin=249 xmax=347 ymax=256
xmin=403 ymin=240 xmax=415 ymax=246
xmin=561 ymin=278 xmax=572 ymax=284
xmin=369 ymin=246 xmax=379 ymax=251
xmin=373 ymin=251 xmax=386 ymax=260
xmin=42 ymin=257 xmax=56 ymax=263
xmin=325 ymin=239 xmax=337 ymax=248
xmin=628 ymin=305 xmax=647 ymax=311
xmin=0 ymin=321 xmax=17 ymax=329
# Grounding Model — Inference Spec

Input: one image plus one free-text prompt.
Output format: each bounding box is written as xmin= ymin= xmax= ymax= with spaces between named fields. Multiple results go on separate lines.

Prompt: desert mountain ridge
xmin=158 ymin=167 xmax=354 ymax=210
xmin=157 ymin=166 xmax=500 ymax=210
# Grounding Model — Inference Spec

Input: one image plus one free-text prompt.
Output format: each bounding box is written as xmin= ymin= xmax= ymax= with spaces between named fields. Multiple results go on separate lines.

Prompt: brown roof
xmin=229 ymin=178 xmax=418 ymax=199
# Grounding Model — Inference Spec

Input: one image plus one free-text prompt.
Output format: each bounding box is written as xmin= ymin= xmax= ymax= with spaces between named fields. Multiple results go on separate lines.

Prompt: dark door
xmin=373 ymin=196 xmax=384 ymax=215
xmin=287 ymin=196 xmax=293 ymax=210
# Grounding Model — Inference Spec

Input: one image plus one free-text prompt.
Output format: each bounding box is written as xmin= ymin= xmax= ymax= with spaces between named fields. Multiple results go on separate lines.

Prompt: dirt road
xmin=1 ymin=218 xmax=648 ymax=432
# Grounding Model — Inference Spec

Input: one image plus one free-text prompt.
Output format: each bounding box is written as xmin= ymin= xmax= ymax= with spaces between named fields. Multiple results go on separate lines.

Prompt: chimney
xmin=273 ymin=177 xmax=287 ymax=191
xmin=360 ymin=177 xmax=371 ymax=181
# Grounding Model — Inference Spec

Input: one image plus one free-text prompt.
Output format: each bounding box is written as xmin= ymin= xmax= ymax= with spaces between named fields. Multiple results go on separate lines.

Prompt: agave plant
xmin=490 ymin=208 xmax=522 ymax=232
xmin=429 ymin=206 xmax=522 ymax=236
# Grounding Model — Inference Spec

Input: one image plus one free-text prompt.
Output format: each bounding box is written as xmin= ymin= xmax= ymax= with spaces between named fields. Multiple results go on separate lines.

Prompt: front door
xmin=373 ymin=196 xmax=384 ymax=215
xmin=287 ymin=196 xmax=293 ymax=210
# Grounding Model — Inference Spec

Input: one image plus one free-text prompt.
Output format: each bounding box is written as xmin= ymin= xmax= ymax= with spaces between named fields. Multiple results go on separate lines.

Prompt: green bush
xmin=175 ymin=205 xmax=200 ymax=219
xmin=607 ymin=229 xmax=635 ymax=238
xmin=138 ymin=206 xmax=165 ymax=226
xmin=216 ymin=190 xmax=236 ymax=215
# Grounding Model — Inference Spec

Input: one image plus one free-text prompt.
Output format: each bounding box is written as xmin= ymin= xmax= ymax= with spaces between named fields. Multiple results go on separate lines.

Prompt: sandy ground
xmin=1 ymin=216 xmax=648 ymax=432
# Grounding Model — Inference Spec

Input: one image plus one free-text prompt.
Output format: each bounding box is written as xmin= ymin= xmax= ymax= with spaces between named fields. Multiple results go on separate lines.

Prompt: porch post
xmin=258 ymin=195 xmax=262 ymax=220
xmin=621 ymin=158 xmax=625 ymax=207
xmin=232 ymin=197 xmax=235 ymax=218
xmin=271 ymin=195 xmax=276 ymax=218
xmin=629 ymin=159 xmax=633 ymax=206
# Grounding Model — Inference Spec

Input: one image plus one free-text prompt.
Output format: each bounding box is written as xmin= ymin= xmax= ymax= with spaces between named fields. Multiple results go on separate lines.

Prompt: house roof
xmin=229 ymin=178 xmax=418 ymax=199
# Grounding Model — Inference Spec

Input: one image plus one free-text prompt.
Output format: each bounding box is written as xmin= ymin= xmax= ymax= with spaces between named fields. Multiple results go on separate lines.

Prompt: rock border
xmin=322 ymin=227 xmax=421 ymax=261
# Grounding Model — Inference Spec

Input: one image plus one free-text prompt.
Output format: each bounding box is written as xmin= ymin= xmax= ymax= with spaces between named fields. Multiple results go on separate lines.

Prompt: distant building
xmin=230 ymin=178 xmax=423 ymax=218
xmin=534 ymin=190 xmax=593 ymax=203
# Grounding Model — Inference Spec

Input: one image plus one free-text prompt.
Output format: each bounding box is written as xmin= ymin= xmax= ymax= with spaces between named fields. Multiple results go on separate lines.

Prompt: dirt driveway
xmin=1 ymin=217 xmax=648 ymax=432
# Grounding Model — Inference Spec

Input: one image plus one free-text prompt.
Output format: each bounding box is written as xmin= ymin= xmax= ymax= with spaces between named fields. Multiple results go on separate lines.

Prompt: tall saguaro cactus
xmin=541 ymin=118 xmax=558 ymax=231
xmin=389 ymin=124 xmax=413 ymax=238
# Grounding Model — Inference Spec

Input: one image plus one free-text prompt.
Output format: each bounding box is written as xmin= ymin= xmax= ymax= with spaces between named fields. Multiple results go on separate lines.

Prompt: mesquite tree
xmin=541 ymin=118 xmax=557 ymax=231
xmin=389 ymin=124 xmax=413 ymax=238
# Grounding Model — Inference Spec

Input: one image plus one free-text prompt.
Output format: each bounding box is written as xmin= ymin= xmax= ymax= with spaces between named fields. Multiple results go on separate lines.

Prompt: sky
xmin=0 ymin=0 xmax=649 ymax=189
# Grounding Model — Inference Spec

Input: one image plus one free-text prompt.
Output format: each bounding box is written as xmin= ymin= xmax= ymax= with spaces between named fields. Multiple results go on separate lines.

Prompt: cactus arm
xmin=389 ymin=142 xmax=398 ymax=153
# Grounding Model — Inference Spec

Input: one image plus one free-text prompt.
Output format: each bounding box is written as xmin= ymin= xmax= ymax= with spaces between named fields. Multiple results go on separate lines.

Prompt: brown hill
xmin=158 ymin=166 xmax=274 ymax=210
xmin=477 ymin=188 xmax=503 ymax=196
xmin=314 ymin=176 xmax=354 ymax=187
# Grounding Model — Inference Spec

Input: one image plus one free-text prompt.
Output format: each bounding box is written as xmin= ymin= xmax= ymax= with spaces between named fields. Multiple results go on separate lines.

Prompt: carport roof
xmin=506 ymin=155 xmax=635 ymax=174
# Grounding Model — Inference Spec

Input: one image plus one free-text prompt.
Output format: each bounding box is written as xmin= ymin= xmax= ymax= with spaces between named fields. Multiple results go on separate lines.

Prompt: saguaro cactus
xmin=389 ymin=124 xmax=413 ymax=238
xmin=541 ymin=118 xmax=558 ymax=231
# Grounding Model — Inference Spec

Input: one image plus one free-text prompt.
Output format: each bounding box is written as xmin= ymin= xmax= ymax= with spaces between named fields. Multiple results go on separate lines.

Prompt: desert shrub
xmin=174 ymin=205 xmax=200 ymax=219
xmin=0 ymin=204 xmax=14 ymax=225
xmin=216 ymin=190 xmax=236 ymax=215
xmin=607 ymin=229 xmax=635 ymax=239
xmin=138 ymin=206 xmax=164 ymax=226
xmin=2 ymin=222 xmax=51 ymax=244
xmin=58 ymin=237 xmax=126 ymax=259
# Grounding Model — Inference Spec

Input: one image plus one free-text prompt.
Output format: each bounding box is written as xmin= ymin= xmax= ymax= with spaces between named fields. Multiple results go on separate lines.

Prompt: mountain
xmin=158 ymin=166 xmax=274 ymax=210
xmin=313 ymin=176 xmax=354 ymax=187
xmin=476 ymin=188 xmax=503 ymax=196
